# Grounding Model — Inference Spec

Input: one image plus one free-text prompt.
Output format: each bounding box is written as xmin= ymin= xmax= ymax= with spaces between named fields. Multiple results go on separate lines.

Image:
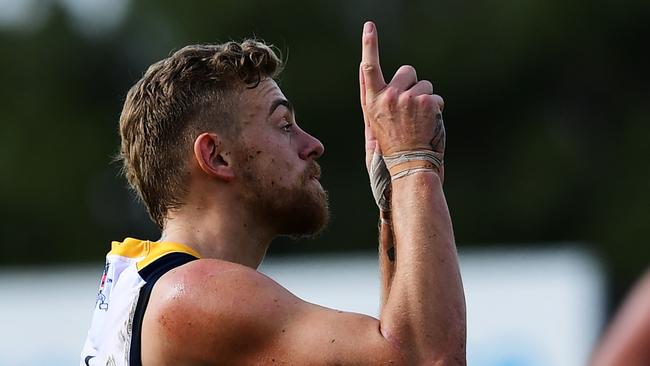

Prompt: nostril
xmin=299 ymin=135 xmax=324 ymax=160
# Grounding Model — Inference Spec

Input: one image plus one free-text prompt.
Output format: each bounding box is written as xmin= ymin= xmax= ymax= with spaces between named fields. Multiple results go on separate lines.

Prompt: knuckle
xmin=400 ymin=88 xmax=413 ymax=98
xmin=377 ymin=88 xmax=398 ymax=109
xmin=361 ymin=62 xmax=377 ymax=72
xmin=416 ymin=94 xmax=435 ymax=109
xmin=432 ymin=94 xmax=445 ymax=112
xmin=398 ymin=91 xmax=415 ymax=106
xmin=382 ymin=86 xmax=399 ymax=103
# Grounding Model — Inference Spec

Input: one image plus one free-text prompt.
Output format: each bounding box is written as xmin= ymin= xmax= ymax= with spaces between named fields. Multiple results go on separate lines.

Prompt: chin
xmin=272 ymin=184 xmax=330 ymax=238
xmin=285 ymin=188 xmax=330 ymax=238
xmin=242 ymin=169 xmax=330 ymax=238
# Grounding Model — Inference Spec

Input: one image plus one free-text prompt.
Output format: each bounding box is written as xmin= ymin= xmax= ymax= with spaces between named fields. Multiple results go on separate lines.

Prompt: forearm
xmin=379 ymin=210 xmax=395 ymax=307
xmin=379 ymin=172 xmax=466 ymax=364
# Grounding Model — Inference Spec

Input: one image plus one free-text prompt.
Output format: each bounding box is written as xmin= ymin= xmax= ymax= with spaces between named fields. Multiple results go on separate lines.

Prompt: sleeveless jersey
xmin=80 ymin=238 xmax=201 ymax=366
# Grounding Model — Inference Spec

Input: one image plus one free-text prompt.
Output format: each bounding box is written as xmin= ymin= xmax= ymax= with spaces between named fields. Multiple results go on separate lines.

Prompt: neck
xmin=160 ymin=201 xmax=274 ymax=269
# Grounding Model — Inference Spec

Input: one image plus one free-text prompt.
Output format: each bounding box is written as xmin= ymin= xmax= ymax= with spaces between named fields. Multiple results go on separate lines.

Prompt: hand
xmin=359 ymin=49 xmax=391 ymax=211
xmin=359 ymin=21 xmax=446 ymax=161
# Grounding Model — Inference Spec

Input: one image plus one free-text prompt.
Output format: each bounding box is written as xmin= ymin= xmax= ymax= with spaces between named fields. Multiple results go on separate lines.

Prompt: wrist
xmin=380 ymin=209 xmax=392 ymax=225
xmin=382 ymin=150 xmax=443 ymax=181
xmin=392 ymin=168 xmax=442 ymax=189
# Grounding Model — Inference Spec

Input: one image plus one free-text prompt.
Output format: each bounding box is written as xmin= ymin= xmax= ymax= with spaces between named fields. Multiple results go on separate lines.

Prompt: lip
xmin=307 ymin=163 xmax=321 ymax=182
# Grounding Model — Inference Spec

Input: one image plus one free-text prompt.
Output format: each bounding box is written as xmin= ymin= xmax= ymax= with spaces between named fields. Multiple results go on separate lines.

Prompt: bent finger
xmin=389 ymin=65 xmax=418 ymax=91
xmin=432 ymin=94 xmax=445 ymax=112
xmin=408 ymin=80 xmax=434 ymax=96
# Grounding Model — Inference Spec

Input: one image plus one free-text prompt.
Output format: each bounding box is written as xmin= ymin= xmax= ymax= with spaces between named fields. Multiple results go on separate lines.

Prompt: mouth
xmin=307 ymin=163 xmax=322 ymax=181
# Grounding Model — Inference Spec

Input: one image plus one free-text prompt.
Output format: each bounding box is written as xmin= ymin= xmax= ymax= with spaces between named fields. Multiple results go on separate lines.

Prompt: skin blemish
xmin=256 ymin=150 xmax=261 ymax=154
xmin=330 ymin=339 xmax=335 ymax=343
xmin=171 ymin=282 xmax=186 ymax=300
xmin=281 ymin=329 xmax=286 ymax=333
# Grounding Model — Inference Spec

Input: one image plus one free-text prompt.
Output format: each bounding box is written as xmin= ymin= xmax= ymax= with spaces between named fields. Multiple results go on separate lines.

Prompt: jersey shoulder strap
xmin=126 ymin=241 xmax=200 ymax=366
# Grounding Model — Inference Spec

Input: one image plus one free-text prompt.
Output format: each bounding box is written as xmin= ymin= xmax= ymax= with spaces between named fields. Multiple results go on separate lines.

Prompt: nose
xmin=298 ymin=128 xmax=325 ymax=161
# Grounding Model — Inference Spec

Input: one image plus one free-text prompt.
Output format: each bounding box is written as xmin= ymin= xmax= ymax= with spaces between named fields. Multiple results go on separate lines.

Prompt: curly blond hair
xmin=118 ymin=40 xmax=282 ymax=228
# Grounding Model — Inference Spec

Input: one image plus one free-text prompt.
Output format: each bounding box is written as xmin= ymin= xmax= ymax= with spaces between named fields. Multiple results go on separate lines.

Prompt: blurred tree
xmin=0 ymin=0 xmax=648 ymax=310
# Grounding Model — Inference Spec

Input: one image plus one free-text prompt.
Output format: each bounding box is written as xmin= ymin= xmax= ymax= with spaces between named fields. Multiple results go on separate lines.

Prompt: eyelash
xmin=281 ymin=120 xmax=293 ymax=133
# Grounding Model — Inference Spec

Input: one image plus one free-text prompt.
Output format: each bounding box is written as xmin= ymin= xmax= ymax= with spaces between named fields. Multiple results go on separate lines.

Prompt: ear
xmin=193 ymin=133 xmax=235 ymax=182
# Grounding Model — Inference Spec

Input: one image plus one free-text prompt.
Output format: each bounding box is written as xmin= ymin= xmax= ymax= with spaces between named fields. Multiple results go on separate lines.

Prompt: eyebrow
xmin=268 ymin=98 xmax=295 ymax=117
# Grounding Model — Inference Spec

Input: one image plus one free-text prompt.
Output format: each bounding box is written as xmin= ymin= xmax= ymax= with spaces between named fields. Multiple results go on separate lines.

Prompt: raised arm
xmin=359 ymin=21 xmax=465 ymax=364
xmin=141 ymin=21 xmax=465 ymax=366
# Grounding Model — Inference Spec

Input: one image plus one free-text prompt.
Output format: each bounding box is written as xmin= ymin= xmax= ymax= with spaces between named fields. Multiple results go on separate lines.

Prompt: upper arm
xmin=142 ymin=259 xmax=406 ymax=366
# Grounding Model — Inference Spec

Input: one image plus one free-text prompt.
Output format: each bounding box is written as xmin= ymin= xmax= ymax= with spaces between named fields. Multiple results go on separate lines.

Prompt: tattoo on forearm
xmin=430 ymin=113 xmax=446 ymax=154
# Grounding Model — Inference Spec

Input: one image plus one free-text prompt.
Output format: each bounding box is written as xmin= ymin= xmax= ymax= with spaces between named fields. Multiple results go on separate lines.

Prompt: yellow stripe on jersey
xmin=109 ymin=237 xmax=202 ymax=271
xmin=136 ymin=241 xmax=201 ymax=271
xmin=109 ymin=238 xmax=149 ymax=259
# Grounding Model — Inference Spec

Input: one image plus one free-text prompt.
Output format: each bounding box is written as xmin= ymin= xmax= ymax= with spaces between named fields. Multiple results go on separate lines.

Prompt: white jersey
xmin=80 ymin=238 xmax=200 ymax=366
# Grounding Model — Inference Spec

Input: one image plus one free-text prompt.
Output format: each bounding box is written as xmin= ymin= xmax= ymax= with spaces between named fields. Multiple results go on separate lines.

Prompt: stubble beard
xmin=242 ymin=163 xmax=330 ymax=238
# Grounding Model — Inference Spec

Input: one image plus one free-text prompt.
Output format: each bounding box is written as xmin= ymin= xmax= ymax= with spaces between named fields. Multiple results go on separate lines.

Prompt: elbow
xmin=417 ymin=328 xmax=467 ymax=366
xmin=380 ymin=315 xmax=466 ymax=366
xmin=418 ymin=345 xmax=466 ymax=366
xmin=421 ymin=353 xmax=466 ymax=366
xmin=390 ymin=333 xmax=466 ymax=366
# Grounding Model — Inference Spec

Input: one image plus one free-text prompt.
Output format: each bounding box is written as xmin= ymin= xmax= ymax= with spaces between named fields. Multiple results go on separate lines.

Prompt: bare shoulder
xmin=141 ymin=258 xmax=293 ymax=365
xmin=141 ymin=258 xmax=406 ymax=366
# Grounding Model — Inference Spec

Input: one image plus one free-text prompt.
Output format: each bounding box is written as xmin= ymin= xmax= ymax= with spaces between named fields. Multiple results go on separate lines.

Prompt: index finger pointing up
xmin=361 ymin=21 xmax=386 ymax=99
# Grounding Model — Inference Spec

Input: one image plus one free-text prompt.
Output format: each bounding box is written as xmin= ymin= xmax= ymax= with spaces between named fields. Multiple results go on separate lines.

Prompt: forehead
xmin=237 ymin=78 xmax=287 ymax=122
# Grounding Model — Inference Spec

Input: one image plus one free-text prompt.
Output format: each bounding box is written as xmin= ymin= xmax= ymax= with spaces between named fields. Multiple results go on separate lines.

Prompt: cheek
xmin=239 ymin=133 xmax=299 ymax=180
xmin=242 ymin=146 xmax=290 ymax=180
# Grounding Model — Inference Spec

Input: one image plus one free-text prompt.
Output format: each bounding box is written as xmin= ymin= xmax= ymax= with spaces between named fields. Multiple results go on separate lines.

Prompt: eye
xmin=281 ymin=120 xmax=293 ymax=133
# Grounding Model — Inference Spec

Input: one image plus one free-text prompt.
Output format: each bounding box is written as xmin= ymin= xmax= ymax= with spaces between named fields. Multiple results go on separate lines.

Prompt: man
xmin=81 ymin=21 xmax=466 ymax=365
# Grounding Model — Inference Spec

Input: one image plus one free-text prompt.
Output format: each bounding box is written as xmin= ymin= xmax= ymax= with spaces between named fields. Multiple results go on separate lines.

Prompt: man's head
xmin=119 ymin=40 xmax=328 ymax=235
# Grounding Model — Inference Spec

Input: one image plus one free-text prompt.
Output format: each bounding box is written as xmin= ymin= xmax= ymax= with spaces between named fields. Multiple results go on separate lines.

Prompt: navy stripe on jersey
xmin=129 ymin=252 xmax=198 ymax=366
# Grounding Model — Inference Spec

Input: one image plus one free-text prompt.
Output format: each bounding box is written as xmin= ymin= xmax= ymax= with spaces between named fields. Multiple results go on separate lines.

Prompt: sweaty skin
xmin=140 ymin=22 xmax=466 ymax=366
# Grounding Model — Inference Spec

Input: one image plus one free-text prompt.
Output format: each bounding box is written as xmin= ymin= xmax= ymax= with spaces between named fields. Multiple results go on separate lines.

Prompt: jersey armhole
xmin=129 ymin=252 xmax=198 ymax=366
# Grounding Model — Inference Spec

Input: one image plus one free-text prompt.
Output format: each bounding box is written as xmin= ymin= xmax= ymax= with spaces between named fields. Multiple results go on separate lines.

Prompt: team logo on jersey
xmin=96 ymin=262 xmax=112 ymax=311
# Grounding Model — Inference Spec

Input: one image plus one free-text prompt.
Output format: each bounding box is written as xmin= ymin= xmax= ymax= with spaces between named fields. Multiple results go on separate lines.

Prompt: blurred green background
xmin=0 ymin=0 xmax=648 ymax=312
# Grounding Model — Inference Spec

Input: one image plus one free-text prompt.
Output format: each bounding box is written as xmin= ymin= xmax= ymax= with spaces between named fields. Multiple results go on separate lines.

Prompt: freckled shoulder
xmin=141 ymin=258 xmax=291 ymax=365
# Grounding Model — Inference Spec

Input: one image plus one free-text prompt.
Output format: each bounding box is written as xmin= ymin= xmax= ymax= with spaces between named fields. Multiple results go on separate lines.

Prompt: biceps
xmin=259 ymin=304 xmax=406 ymax=365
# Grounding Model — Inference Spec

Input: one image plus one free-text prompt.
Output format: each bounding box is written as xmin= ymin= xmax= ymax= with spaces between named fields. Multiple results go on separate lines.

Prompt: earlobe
xmin=193 ymin=133 xmax=235 ymax=182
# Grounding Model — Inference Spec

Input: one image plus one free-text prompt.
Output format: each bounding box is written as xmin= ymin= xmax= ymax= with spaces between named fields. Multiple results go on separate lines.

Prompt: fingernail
xmin=364 ymin=22 xmax=374 ymax=34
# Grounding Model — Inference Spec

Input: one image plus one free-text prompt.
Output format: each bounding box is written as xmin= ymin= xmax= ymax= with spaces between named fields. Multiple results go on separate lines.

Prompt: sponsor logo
xmin=95 ymin=262 xmax=111 ymax=311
